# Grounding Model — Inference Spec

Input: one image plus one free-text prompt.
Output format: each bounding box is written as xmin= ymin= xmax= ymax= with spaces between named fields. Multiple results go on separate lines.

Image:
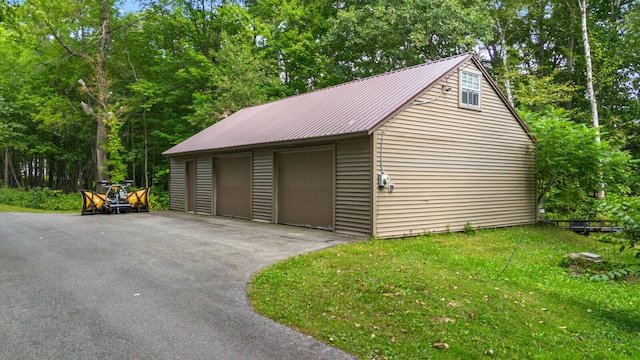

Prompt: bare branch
xmin=80 ymin=101 xmax=94 ymax=115
xmin=125 ymin=47 xmax=138 ymax=82
xmin=44 ymin=21 xmax=93 ymax=63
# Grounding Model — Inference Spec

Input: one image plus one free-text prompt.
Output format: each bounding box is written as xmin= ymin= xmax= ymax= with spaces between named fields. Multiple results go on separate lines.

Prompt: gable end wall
xmin=373 ymin=61 xmax=536 ymax=238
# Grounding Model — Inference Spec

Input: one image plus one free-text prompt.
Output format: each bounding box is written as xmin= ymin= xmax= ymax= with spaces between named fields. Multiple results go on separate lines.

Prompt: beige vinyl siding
xmin=335 ymin=138 xmax=372 ymax=236
xmin=374 ymin=61 xmax=535 ymax=238
xmin=169 ymin=157 xmax=186 ymax=211
xmin=195 ymin=155 xmax=213 ymax=214
xmin=185 ymin=160 xmax=196 ymax=212
xmin=252 ymin=150 xmax=273 ymax=222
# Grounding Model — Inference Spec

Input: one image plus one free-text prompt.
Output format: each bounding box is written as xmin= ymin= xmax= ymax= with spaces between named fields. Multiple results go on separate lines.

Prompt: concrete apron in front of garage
xmin=0 ymin=211 xmax=360 ymax=360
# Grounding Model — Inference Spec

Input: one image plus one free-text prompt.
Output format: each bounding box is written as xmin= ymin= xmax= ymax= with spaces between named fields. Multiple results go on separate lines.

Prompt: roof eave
xmin=162 ymin=131 xmax=371 ymax=157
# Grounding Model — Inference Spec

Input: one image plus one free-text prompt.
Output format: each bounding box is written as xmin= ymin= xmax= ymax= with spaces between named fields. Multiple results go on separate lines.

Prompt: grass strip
xmin=0 ymin=203 xmax=73 ymax=213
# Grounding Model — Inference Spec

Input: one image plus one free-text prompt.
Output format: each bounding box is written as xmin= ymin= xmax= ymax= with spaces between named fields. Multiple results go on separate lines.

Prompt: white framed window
xmin=459 ymin=70 xmax=481 ymax=109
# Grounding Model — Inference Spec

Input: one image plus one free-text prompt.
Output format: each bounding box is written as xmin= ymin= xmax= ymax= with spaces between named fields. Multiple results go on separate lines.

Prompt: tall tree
xmin=324 ymin=0 xmax=492 ymax=82
xmin=249 ymin=0 xmax=336 ymax=93
xmin=29 ymin=0 xmax=123 ymax=186
xmin=484 ymin=0 xmax=528 ymax=105
xmin=579 ymin=0 xmax=604 ymax=198
xmin=0 ymin=0 xmax=18 ymax=30
xmin=187 ymin=31 xmax=282 ymax=127
xmin=0 ymin=22 xmax=30 ymax=187
xmin=579 ymin=0 xmax=600 ymax=138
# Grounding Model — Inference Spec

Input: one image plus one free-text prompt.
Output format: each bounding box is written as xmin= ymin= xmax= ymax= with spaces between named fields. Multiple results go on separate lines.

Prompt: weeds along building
xmin=163 ymin=53 xmax=536 ymax=238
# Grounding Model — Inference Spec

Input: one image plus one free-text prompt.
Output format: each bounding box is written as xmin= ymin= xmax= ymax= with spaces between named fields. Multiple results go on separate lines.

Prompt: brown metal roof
xmin=163 ymin=53 xmax=473 ymax=155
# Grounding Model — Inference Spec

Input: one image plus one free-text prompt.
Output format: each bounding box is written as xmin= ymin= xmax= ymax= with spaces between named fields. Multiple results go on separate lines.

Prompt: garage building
xmin=163 ymin=53 xmax=536 ymax=238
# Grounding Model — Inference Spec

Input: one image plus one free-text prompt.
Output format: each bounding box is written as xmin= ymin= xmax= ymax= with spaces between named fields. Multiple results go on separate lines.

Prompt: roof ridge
xmin=240 ymin=52 xmax=472 ymax=111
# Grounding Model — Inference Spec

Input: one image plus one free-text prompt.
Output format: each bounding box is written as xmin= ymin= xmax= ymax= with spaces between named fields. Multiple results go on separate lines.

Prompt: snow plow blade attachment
xmin=79 ymin=183 xmax=150 ymax=215
xmin=127 ymin=188 xmax=150 ymax=212
xmin=79 ymin=190 xmax=107 ymax=215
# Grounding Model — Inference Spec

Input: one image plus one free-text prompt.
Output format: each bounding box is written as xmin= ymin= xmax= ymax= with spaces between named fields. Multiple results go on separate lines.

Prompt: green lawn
xmin=249 ymin=226 xmax=640 ymax=359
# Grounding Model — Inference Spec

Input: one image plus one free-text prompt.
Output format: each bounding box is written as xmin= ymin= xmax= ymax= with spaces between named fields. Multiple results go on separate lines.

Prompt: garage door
xmin=277 ymin=149 xmax=334 ymax=229
xmin=216 ymin=155 xmax=251 ymax=218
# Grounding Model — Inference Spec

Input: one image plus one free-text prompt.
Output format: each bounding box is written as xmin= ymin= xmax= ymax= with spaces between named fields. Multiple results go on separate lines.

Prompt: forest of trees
xmin=0 ymin=0 xmax=639 ymax=217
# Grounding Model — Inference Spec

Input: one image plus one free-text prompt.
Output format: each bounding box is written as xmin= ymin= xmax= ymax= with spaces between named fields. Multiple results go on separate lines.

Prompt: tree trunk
xmin=129 ymin=117 xmax=135 ymax=186
xmin=46 ymin=0 xmax=113 ymax=191
xmin=98 ymin=0 xmax=110 ymax=184
xmin=496 ymin=19 xmax=514 ymax=106
xmin=537 ymin=4 xmax=545 ymax=72
xmin=579 ymin=0 xmax=604 ymax=199
xmin=565 ymin=0 xmax=576 ymax=110
xmin=47 ymin=156 xmax=53 ymax=189
xmin=27 ymin=160 xmax=32 ymax=188
xmin=37 ymin=158 xmax=43 ymax=187
xmin=96 ymin=114 xmax=108 ymax=185
xmin=9 ymin=153 xmax=20 ymax=188
xmin=143 ymin=106 xmax=149 ymax=188
xmin=3 ymin=147 xmax=8 ymax=186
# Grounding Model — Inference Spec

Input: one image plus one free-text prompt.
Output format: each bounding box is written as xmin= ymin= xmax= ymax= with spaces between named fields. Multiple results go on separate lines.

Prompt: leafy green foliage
xmin=185 ymin=31 xmax=283 ymax=129
xmin=0 ymin=186 xmax=80 ymax=211
xmin=0 ymin=95 xmax=26 ymax=152
xmin=104 ymin=112 xmax=127 ymax=184
xmin=521 ymin=107 xmax=633 ymax=216
xmin=0 ymin=0 xmax=17 ymax=28
xmin=512 ymin=73 xmax=579 ymax=112
xmin=248 ymin=0 xmax=335 ymax=93
xmin=148 ymin=186 xmax=168 ymax=210
xmin=590 ymin=267 xmax=639 ymax=282
xmin=0 ymin=185 xmax=167 ymax=211
xmin=600 ymin=195 xmax=640 ymax=259
xmin=559 ymin=253 xmax=639 ymax=282
xmin=325 ymin=0 xmax=491 ymax=81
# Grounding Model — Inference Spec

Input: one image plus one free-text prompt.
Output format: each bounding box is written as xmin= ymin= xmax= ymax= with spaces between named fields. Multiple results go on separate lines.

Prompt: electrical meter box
xmin=378 ymin=173 xmax=390 ymax=188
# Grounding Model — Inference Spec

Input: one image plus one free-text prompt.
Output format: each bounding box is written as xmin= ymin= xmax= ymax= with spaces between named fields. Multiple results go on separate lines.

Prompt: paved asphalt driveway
xmin=0 ymin=211 xmax=360 ymax=359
